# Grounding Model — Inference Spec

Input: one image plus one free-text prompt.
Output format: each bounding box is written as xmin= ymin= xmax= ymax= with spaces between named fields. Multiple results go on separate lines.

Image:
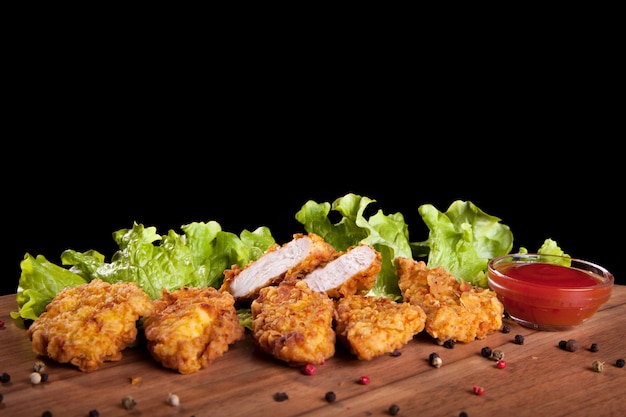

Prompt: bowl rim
xmin=488 ymin=252 xmax=614 ymax=292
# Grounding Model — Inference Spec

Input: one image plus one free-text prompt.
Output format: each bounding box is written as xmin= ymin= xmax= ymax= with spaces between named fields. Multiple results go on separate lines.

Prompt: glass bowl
xmin=487 ymin=253 xmax=614 ymax=330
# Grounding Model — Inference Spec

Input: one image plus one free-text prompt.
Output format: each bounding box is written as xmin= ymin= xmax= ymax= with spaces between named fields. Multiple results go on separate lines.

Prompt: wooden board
xmin=1 ymin=287 xmax=625 ymax=417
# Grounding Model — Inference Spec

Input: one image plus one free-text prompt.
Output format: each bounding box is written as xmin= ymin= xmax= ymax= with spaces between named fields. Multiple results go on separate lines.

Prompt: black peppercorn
xmin=390 ymin=349 xmax=402 ymax=357
xmin=565 ymin=339 xmax=579 ymax=352
xmin=501 ymin=324 xmax=511 ymax=333
xmin=459 ymin=412 xmax=468 ymax=417
xmin=0 ymin=393 xmax=3 ymax=403
xmin=42 ymin=411 xmax=52 ymax=417
xmin=514 ymin=334 xmax=525 ymax=345
xmin=481 ymin=346 xmax=492 ymax=358
xmin=88 ymin=410 xmax=99 ymax=417
xmin=590 ymin=343 xmax=599 ymax=352
xmin=616 ymin=359 xmax=625 ymax=368
xmin=558 ymin=340 xmax=567 ymax=349
xmin=0 ymin=372 xmax=10 ymax=383
xmin=324 ymin=391 xmax=336 ymax=403
xmin=273 ymin=392 xmax=289 ymax=402
xmin=389 ymin=403 xmax=400 ymax=416
xmin=443 ymin=339 xmax=455 ymax=349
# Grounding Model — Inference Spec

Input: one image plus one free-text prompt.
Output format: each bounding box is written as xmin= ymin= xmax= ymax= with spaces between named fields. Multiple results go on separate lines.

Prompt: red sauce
xmin=488 ymin=260 xmax=613 ymax=329
xmin=499 ymin=263 xmax=600 ymax=288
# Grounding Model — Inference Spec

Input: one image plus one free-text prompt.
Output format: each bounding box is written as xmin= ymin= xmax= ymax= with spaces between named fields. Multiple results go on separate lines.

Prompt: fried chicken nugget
xmin=143 ymin=286 xmax=245 ymax=374
xmin=396 ymin=257 xmax=504 ymax=344
xmin=335 ymin=294 xmax=426 ymax=360
xmin=26 ymin=279 xmax=154 ymax=372
xmin=251 ymin=279 xmax=335 ymax=366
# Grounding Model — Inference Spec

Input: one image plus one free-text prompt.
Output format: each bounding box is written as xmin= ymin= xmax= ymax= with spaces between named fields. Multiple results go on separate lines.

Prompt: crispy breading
xmin=251 ymin=279 xmax=335 ymax=366
xmin=26 ymin=279 xmax=154 ymax=372
xmin=143 ymin=286 xmax=245 ymax=374
xmin=396 ymin=257 xmax=504 ymax=344
xmin=334 ymin=294 xmax=426 ymax=360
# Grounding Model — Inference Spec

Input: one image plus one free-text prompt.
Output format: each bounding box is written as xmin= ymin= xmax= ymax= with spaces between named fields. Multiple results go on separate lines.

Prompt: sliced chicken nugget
xmin=251 ymin=279 xmax=335 ymax=366
xmin=302 ymin=244 xmax=381 ymax=298
xmin=220 ymin=233 xmax=336 ymax=304
xmin=334 ymin=294 xmax=426 ymax=360
xmin=143 ymin=286 xmax=245 ymax=374
xmin=26 ymin=279 xmax=154 ymax=372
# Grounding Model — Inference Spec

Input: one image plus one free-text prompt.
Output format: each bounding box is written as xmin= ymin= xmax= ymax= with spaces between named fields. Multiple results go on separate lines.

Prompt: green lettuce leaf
xmin=10 ymin=254 xmax=88 ymax=321
xmin=296 ymin=193 xmax=412 ymax=299
xmin=12 ymin=221 xmax=275 ymax=320
xmin=416 ymin=200 xmax=514 ymax=287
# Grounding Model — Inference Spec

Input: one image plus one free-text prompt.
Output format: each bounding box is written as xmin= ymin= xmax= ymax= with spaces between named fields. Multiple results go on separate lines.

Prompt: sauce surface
xmin=500 ymin=263 xmax=600 ymax=288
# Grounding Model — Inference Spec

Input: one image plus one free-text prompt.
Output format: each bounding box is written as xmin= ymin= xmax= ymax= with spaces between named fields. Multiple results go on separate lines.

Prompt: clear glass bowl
xmin=487 ymin=253 xmax=614 ymax=331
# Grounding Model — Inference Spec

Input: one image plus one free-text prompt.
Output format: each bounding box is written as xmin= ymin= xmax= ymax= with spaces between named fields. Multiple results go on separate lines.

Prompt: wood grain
xmin=1 ymin=287 xmax=625 ymax=417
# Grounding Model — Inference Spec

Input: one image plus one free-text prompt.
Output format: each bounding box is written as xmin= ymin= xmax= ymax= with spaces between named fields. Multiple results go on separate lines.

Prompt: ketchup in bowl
xmin=488 ymin=253 xmax=614 ymax=330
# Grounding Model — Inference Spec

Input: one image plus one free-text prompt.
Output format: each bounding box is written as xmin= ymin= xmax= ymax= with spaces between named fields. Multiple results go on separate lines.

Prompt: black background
xmin=3 ymin=138 xmax=621 ymax=295
xmin=3 ymin=48 xmax=622 ymax=294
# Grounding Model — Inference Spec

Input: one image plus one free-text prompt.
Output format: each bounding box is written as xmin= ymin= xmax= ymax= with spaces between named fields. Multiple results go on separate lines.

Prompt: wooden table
xmin=1 ymin=286 xmax=625 ymax=417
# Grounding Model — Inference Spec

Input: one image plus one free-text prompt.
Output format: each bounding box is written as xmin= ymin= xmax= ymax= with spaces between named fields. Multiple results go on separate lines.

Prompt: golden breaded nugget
xmin=335 ymin=294 xmax=426 ymax=360
xmin=251 ymin=280 xmax=335 ymax=366
xmin=143 ymin=286 xmax=245 ymax=374
xmin=396 ymin=257 xmax=504 ymax=344
xmin=27 ymin=279 xmax=154 ymax=372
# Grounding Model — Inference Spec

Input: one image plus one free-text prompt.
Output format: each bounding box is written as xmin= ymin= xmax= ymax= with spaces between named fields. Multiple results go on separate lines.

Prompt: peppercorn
xmin=565 ymin=339 xmax=579 ymax=352
xmin=168 ymin=393 xmax=180 ymax=407
xmin=616 ymin=359 xmax=625 ymax=368
xmin=558 ymin=340 xmax=567 ymax=349
xmin=42 ymin=411 xmax=52 ymax=417
xmin=324 ymin=391 xmax=336 ymax=403
xmin=489 ymin=349 xmax=504 ymax=361
xmin=122 ymin=395 xmax=136 ymax=410
xmin=33 ymin=361 xmax=46 ymax=373
xmin=496 ymin=360 xmax=507 ymax=369
xmin=358 ymin=375 xmax=371 ymax=385
xmin=431 ymin=356 xmax=443 ymax=368
xmin=501 ymin=324 xmax=510 ymax=333
xmin=88 ymin=410 xmax=99 ymax=417
xmin=514 ymin=334 xmax=524 ymax=345
xmin=30 ymin=372 xmax=42 ymax=384
xmin=273 ymin=392 xmax=289 ymax=402
xmin=302 ymin=363 xmax=316 ymax=375
xmin=0 ymin=372 xmax=10 ymax=383
xmin=428 ymin=352 xmax=442 ymax=368
xmin=459 ymin=412 xmax=468 ymax=417
xmin=443 ymin=339 xmax=455 ymax=349
xmin=390 ymin=349 xmax=402 ymax=357
xmin=388 ymin=403 xmax=400 ymax=416
xmin=592 ymin=360 xmax=604 ymax=372
xmin=589 ymin=343 xmax=599 ymax=352
xmin=481 ymin=346 xmax=492 ymax=358
xmin=473 ymin=385 xmax=485 ymax=395
xmin=0 ymin=393 xmax=3 ymax=403
xmin=0 ymin=319 xmax=5 ymax=328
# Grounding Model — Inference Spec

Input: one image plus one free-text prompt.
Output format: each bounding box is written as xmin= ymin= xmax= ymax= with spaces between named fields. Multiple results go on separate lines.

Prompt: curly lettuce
xmin=12 ymin=221 xmax=274 ymax=321
xmin=415 ymin=200 xmax=514 ymax=288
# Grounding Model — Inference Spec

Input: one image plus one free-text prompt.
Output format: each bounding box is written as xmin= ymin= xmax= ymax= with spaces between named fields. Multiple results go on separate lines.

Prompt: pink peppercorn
xmin=473 ymin=385 xmax=485 ymax=395
xmin=496 ymin=360 xmax=507 ymax=369
xmin=358 ymin=376 xmax=371 ymax=385
xmin=302 ymin=364 xmax=316 ymax=375
xmin=0 ymin=319 xmax=4 ymax=328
